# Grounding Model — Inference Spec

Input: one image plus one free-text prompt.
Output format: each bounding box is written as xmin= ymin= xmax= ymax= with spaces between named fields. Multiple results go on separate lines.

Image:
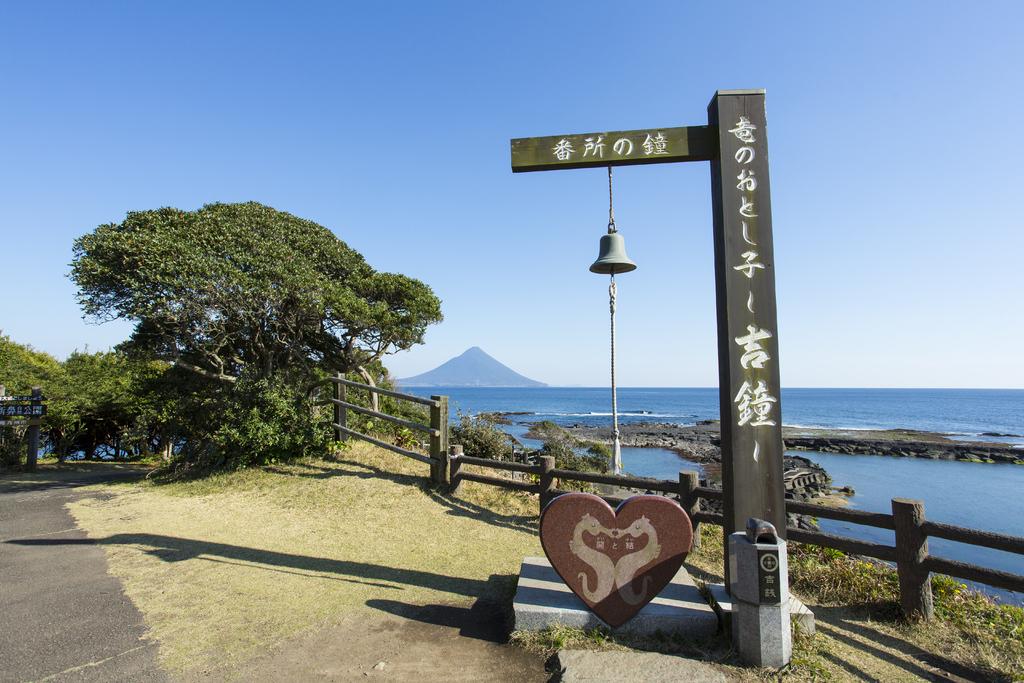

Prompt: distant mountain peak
xmin=397 ymin=347 xmax=547 ymax=387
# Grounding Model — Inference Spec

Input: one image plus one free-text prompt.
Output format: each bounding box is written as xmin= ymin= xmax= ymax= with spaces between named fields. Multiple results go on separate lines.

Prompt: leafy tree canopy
xmin=0 ymin=333 xmax=63 ymax=395
xmin=71 ymin=202 xmax=442 ymax=385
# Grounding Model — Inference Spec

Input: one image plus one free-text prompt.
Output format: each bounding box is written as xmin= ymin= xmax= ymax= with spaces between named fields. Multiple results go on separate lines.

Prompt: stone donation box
xmin=728 ymin=518 xmax=792 ymax=668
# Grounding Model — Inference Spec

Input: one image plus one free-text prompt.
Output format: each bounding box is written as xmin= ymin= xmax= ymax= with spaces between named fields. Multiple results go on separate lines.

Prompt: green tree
xmin=56 ymin=351 xmax=149 ymax=461
xmin=72 ymin=202 xmax=441 ymax=385
xmin=70 ymin=202 xmax=442 ymax=470
xmin=0 ymin=334 xmax=63 ymax=468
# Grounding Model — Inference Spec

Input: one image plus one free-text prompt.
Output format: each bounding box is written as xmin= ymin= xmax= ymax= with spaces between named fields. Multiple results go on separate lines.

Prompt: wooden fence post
xmin=429 ymin=395 xmax=449 ymax=485
xmin=449 ymin=444 xmax=464 ymax=492
xmin=539 ymin=455 xmax=556 ymax=512
xmin=892 ymin=498 xmax=934 ymax=620
xmin=0 ymin=386 xmax=6 ymax=464
xmin=333 ymin=375 xmax=347 ymax=442
xmin=680 ymin=470 xmax=701 ymax=550
xmin=24 ymin=387 xmax=41 ymax=471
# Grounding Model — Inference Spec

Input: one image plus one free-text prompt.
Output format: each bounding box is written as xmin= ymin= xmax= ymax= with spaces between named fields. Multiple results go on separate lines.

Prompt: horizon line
xmin=393 ymin=385 xmax=1024 ymax=391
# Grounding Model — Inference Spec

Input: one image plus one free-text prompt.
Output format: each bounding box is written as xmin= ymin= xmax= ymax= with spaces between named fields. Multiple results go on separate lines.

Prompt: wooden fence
xmin=322 ymin=379 xmax=1024 ymax=621
xmin=325 ymin=375 xmax=449 ymax=484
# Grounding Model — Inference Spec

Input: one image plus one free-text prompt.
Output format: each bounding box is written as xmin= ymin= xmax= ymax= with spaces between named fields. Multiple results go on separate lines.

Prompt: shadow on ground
xmin=267 ymin=457 xmax=540 ymax=534
xmin=0 ymin=462 xmax=150 ymax=495
xmin=366 ymin=592 xmax=516 ymax=644
xmin=8 ymin=533 xmax=509 ymax=604
xmin=812 ymin=604 xmax=1002 ymax=682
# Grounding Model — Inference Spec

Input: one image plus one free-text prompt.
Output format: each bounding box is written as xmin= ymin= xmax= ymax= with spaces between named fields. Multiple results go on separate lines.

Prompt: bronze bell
xmin=589 ymin=231 xmax=637 ymax=274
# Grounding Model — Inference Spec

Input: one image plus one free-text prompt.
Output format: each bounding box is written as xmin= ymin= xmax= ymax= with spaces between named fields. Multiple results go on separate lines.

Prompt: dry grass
xmin=687 ymin=525 xmax=1024 ymax=681
xmin=68 ymin=442 xmax=541 ymax=673
xmin=66 ymin=451 xmax=1024 ymax=681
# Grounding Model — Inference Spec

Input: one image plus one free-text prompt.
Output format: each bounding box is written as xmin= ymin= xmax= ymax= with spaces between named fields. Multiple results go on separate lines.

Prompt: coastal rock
xmin=563 ymin=422 xmax=1022 ymax=467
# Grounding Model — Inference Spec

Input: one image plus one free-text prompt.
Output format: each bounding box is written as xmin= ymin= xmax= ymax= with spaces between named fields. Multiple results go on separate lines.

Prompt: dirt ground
xmin=201 ymin=608 xmax=546 ymax=682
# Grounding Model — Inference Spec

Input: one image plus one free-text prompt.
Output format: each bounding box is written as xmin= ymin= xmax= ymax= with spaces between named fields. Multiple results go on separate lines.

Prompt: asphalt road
xmin=1 ymin=465 xmax=166 ymax=683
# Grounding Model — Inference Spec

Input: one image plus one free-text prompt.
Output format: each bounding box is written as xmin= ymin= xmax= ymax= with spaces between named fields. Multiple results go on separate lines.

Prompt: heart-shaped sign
xmin=540 ymin=493 xmax=693 ymax=627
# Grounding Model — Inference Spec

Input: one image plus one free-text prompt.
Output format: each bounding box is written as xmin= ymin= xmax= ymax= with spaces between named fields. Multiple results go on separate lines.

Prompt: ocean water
xmin=407 ymin=387 xmax=1024 ymax=445
xmin=404 ymin=386 xmax=1024 ymax=603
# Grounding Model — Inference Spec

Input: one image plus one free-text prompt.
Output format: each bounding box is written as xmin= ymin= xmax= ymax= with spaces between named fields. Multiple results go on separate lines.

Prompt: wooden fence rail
xmin=445 ymin=451 xmax=1024 ymax=620
xmin=314 ymin=386 xmax=1023 ymax=620
xmin=323 ymin=375 xmax=448 ymax=484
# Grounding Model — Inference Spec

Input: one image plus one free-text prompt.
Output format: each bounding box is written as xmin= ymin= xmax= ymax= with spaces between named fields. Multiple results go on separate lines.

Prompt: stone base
xmin=512 ymin=557 xmax=719 ymax=638
xmin=705 ymin=582 xmax=815 ymax=635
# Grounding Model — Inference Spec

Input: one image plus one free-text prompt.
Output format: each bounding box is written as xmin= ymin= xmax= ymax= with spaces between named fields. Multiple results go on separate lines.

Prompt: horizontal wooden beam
xmin=328 ymin=376 xmax=439 ymax=407
xmin=924 ymin=556 xmax=1024 ymax=593
xmin=921 ymin=521 xmax=1024 ymax=555
xmin=454 ymin=471 xmax=538 ymax=493
xmin=786 ymin=500 xmax=896 ymax=530
xmin=454 ymin=454 xmax=538 ymax=474
xmin=549 ymin=467 xmax=679 ymax=494
xmin=332 ymin=424 xmax=433 ymax=464
xmin=327 ymin=398 xmax=437 ymax=435
xmin=511 ymin=125 xmax=716 ymax=173
xmin=786 ymin=527 xmax=899 ymax=562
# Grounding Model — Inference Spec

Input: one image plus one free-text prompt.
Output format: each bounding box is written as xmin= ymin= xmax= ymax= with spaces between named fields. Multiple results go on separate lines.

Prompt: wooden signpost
xmin=512 ymin=90 xmax=787 ymax=580
xmin=0 ymin=386 xmax=45 ymax=470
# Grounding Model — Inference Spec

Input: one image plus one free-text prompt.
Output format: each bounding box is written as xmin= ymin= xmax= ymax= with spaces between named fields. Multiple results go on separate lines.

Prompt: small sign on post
xmin=756 ymin=548 xmax=782 ymax=604
xmin=0 ymin=386 xmax=45 ymax=470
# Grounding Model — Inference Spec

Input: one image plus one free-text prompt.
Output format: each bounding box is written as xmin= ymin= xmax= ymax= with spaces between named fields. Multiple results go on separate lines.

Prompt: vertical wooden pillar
xmin=708 ymin=91 xmax=787 ymax=585
xmin=0 ymin=386 xmax=6 ymax=465
xmin=892 ymin=498 xmax=934 ymax=620
xmin=538 ymin=455 xmax=556 ymax=512
xmin=429 ymin=395 xmax=449 ymax=485
xmin=449 ymin=444 xmax=464 ymax=492
xmin=25 ymin=387 xmax=41 ymax=471
xmin=333 ymin=375 xmax=347 ymax=442
xmin=679 ymin=470 xmax=701 ymax=550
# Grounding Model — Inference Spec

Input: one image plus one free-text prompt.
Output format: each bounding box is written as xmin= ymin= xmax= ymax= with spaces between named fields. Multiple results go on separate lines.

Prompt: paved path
xmin=1 ymin=465 xmax=166 ymax=683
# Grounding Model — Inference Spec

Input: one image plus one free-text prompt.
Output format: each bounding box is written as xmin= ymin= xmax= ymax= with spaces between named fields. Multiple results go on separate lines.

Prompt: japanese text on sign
xmin=551 ymin=131 xmax=671 ymax=162
xmin=727 ymin=115 xmax=779 ymax=435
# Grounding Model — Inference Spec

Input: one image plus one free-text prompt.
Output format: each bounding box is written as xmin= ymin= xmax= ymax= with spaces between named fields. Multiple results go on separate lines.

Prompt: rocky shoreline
xmin=556 ymin=421 xmax=1024 ymax=466
xmin=520 ymin=419 xmax=838 ymax=504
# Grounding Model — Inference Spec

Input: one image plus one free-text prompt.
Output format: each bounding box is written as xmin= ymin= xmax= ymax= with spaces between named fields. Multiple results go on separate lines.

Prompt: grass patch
xmin=68 ymin=442 xmax=541 ymax=674
xmin=64 ymin=450 xmax=1024 ymax=681
xmin=678 ymin=524 xmax=1024 ymax=680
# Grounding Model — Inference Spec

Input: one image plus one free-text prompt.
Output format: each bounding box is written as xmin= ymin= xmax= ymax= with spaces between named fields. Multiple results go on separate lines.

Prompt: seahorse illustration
xmin=613 ymin=516 xmax=662 ymax=605
xmin=568 ymin=514 xmax=616 ymax=602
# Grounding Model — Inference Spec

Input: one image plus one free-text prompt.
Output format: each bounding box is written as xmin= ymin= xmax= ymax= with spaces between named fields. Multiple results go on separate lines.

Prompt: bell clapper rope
xmin=607 ymin=166 xmax=623 ymax=475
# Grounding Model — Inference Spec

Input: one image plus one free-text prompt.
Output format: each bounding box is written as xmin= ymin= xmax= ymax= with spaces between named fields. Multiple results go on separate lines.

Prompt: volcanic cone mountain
xmin=397 ymin=347 xmax=547 ymax=387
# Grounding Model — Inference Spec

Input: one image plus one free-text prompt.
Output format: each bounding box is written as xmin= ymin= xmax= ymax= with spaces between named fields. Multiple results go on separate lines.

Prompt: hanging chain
xmin=607 ymin=166 xmax=616 ymax=233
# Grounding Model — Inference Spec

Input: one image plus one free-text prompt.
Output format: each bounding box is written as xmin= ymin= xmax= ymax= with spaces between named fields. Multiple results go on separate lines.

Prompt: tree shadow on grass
xmin=8 ymin=534 xmax=498 ymax=600
xmin=0 ymin=464 xmax=149 ymax=495
xmin=426 ymin=488 xmax=539 ymax=535
xmin=812 ymin=604 xmax=1003 ymax=682
xmin=366 ymin=573 xmax=520 ymax=643
xmin=268 ymin=457 xmax=540 ymax=535
xmin=266 ymin=458 xmax=424 ymax=488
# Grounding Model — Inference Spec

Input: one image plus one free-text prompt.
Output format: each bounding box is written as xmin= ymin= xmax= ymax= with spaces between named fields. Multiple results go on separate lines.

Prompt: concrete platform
xmin=705 ymin=582 xmax=815 ymax=635
xmin=512 ymin=557 xmax=719 ymax=638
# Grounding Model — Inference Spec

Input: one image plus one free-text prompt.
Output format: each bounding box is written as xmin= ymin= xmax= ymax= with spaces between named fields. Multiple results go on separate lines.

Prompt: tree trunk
xmin=357 ymin=366 xmax=380 ymax=413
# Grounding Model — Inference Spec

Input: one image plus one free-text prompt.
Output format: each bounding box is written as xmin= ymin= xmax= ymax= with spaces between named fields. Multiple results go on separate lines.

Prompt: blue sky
xmin=1 ymin=2 xmax=1020 ymax=388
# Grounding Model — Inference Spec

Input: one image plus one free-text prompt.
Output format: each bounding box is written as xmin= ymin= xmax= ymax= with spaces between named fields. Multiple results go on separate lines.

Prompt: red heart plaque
xmin=539 ymin=493 xmax=693 ymax=627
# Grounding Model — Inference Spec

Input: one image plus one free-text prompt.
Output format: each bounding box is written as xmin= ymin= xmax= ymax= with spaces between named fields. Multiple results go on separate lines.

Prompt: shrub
xmin=450 ymin=412 xmax=514 ymax=460
xmin=538 ymin=439 xmax=608 ymax=474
